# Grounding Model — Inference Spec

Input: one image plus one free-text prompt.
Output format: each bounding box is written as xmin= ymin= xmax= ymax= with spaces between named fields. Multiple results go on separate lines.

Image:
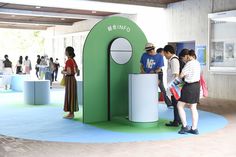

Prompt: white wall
xmin=45 ymin=7 xmax=167 ymax=48
xmin=166 ymin=0 xmax=236 ymax=100
xmin=46 ymin=19 xmax=101 ymax=36
xmin=45 ymin=18 xmax=100 ymax=59
xmin=135 ymin=8 xmax=168 ymax=48
xmin=44 ymin=7 xmax=168 ymax=81
xmin=44 ymin=0 xmax=236 ymax=100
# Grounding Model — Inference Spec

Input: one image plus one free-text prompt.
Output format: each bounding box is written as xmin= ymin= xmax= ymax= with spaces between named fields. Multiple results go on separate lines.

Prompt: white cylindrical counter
xmin=129 ymin=74 xmax=158 ymax=122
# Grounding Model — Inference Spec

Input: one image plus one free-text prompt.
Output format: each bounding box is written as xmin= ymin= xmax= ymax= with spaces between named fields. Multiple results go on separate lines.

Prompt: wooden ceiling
xmin=0 ymin=2 xmax=117 ymax=30
xmin=0 ymin=0 xmax=183 ymax=30
xmin=94 ymin=0 xmax=184 ymax=7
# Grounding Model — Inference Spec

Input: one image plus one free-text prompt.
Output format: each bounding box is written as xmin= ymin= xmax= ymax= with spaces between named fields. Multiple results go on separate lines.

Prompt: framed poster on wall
xmin=196 ymin=45 xmax=206 ymax=65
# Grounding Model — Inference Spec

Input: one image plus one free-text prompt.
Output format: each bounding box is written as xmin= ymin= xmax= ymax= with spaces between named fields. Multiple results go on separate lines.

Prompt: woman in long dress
xmin=61 ymin=46 xmax=78 ymax=119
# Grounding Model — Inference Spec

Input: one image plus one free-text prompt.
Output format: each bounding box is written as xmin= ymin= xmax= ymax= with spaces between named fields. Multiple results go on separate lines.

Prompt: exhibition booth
xmin=0 ymin=16 xmax=228 ymax=143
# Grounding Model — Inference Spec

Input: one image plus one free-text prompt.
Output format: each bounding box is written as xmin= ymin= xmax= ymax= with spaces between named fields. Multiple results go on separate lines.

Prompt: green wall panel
xmin=83 ymin=16 xmax=147 ymax=123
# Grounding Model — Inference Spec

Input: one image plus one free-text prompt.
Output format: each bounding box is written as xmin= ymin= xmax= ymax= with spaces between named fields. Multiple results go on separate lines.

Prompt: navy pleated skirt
xmin=179 ymin=81 xmax=200 ymax=104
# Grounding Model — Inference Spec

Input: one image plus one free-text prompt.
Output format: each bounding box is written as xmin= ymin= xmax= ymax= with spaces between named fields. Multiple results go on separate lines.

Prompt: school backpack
xmin=170 ymin=56 xmax=185 ymax=74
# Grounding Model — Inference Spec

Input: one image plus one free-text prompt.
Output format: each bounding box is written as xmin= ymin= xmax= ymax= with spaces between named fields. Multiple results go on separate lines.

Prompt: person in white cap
xmin=140 ymin=42 xmax=172 ymax=107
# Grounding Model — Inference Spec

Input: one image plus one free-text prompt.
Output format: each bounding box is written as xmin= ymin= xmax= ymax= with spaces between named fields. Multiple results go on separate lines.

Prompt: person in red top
xmin=61 ymin=46 xmax=79 ymax=119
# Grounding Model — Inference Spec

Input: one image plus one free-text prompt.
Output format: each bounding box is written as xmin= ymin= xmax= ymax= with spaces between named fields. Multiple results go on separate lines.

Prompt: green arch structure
xmin=83 ymin=16 xmax=147 ymax=123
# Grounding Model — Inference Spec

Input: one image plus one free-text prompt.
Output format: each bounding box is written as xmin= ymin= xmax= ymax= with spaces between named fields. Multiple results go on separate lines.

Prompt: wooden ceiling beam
xmin=0 ymin=18 xmax=73 ymax=26
xmin=0 ymin=8 xmax=104 ymax=20
xmin=92 ymin=0 xmax=167 ymax=8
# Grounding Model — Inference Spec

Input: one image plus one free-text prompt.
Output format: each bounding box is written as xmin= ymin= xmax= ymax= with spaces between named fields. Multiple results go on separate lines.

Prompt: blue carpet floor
xmin=0 ymin=89 xmax=228 ymax=143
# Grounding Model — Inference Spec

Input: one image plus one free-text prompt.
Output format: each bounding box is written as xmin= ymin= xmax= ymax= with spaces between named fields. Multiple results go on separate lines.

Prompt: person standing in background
xmin=48 ymin=57 xmax=55 ymax=87
xmin=16 ymin=56 xmax=23 ymax=74
xmin=24 ymin=56 xmax=31 ymax=74
xmin=156 ymin=48 xmax=165 ymax=56
xmin=45 ymin=58 xmax=53 ymax=84
xmin=156 ymin=48 xmax=172 ymax=107
xmin=39 ymin=56 xmax=48 ymax=80
xmin=53 ymin=58 xmax=60 ymax=82
xmin=61 ymin=46 xmax=78 ymax=119
xmin=140 ymin=43 xmax=172 ymax=107
xmin=3 ymin=55 xmax=13 ymax=90
xmin=35 ymin=55 xmax=41 ymax=78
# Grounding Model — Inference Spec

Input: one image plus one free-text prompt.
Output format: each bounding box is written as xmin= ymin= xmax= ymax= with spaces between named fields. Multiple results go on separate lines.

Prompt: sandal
xmin=63 ymin=114 xmax=74 ymax=119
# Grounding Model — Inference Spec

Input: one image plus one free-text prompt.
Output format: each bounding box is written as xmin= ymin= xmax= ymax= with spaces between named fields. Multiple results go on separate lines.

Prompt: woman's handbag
xmin=200 ymin=74 xmax=208 ymax=97
xmin=60 ymin=76 xmax=65 ymax=86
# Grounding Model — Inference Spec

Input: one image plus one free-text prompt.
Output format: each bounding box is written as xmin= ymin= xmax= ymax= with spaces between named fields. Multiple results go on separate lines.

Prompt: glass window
xmin=209 ymin=10 xmax=236 ymax=72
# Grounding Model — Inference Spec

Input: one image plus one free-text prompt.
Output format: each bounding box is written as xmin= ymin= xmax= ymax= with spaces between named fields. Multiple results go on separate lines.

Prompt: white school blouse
xmin=167 ymin=55 xmax=180 ymax=84
xmin=181 ymin=59 xmax=200 ymax=83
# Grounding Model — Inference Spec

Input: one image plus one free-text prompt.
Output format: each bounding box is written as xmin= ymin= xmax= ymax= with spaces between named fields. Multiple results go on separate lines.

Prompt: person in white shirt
xmin=177 ymin=50 xmax=201 ymax=135
xmin=23 ymin=56 xmax=31 ymax=74
xmin=163 ymin=45 xmax=181 ymax=127
xmin=2 ymin=55 xmax=13 ymax=90
xmin=38 ymin=56 xmax=48 ymax=80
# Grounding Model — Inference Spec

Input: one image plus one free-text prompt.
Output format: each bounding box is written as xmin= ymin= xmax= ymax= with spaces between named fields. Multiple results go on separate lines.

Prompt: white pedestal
xmin=10 ymin=74 xmax=30 ymax=92
xmin=129 ymin=74 xmax=159 ymax=122
xmin=24 ymin=80 xmax=50 ymax=105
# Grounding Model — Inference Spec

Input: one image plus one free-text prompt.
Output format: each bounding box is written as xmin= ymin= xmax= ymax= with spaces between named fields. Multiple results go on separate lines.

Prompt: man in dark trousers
xmin=35 ymin=55 xmax=41 ymax=78
xmin=53 ymin=58 xmax=60 ymax=81
xmin=156 ymin=48 xmax=172 ymax=107
xmin=163 ymin=45 xmax=181 ymax=127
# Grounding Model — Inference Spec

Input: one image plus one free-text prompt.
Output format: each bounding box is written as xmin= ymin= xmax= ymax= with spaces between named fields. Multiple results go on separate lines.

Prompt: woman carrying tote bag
xmin=61 ymin=46 xmax=79 ymax=119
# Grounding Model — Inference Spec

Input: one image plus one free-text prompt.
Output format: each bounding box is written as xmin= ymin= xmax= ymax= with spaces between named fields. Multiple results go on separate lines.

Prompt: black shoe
xmin=188 ymin=128 xmax=199 ymax=135
xmin=178 ymin=126 xmax=190 ymax=134
xmin=165 ymin=121 xmax=180 ymax=127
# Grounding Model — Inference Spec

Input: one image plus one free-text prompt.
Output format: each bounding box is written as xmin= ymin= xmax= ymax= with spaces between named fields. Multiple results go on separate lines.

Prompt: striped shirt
xmin=181 ymin=59 xmax=200 ymax=83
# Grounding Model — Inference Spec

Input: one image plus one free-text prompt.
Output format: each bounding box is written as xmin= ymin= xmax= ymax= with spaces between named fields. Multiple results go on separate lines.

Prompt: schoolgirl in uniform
xmin=177 ymin=50 xmax=201 ymax=134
